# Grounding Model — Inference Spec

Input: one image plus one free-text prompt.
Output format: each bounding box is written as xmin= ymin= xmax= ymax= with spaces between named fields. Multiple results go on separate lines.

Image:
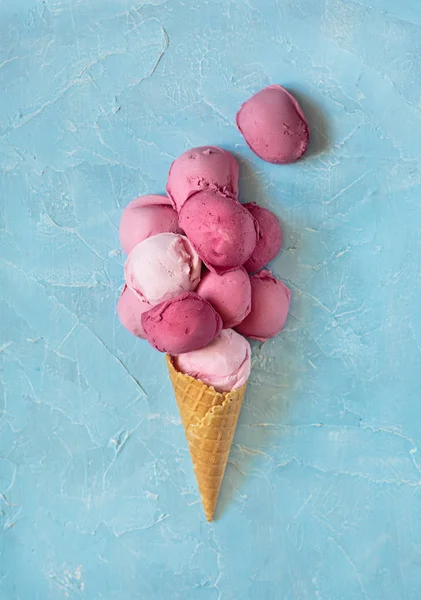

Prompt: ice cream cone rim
xmin=166 ymin=355 xmax=247 ymax=432
xmin=166 ymin=354 xmax=246 ymax=397
xmin=166 ymin=355 xmax=221 ymax=392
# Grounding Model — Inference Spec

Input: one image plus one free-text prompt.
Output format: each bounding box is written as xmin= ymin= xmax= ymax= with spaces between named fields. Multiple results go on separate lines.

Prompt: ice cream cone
xmin=166 ymin=354 xmax=247 ymax=521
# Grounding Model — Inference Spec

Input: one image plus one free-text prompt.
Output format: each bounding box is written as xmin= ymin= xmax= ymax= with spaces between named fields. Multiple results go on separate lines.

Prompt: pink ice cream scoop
xmin=236 ymin=85 xmax=309 ymax=164
xmin=196 ymin=267 xmax=251 ymax=329
xmin=166 ymin=146 xmax=239 ymax=212
xmin=179 ymin=191 xmax=258 ymax=273
xmin=174 ymin=329 xmax=251 ymax=392
xmin=141 ymin=292 xmax=223 ymax=354
xmin=117 ymin=285 xmax=152 ymax=339
xmin=119 ymin=194 xmax=182 ymax=255
xmin=124 ymin=232 xmax=201 ymax=306
xmin=235 ymin=270 xmax=291 ymax=341
xmin=243 ymin=204 xmax=283 ymax=273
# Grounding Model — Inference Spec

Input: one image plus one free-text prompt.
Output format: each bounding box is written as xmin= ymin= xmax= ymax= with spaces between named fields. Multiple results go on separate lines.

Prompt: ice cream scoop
xmin=166 ymin=146 xmax=239 ymax=211
xmin=236 ymin=85 xmax=309 ymax=164
xmin=243 ymin=204 xmax=282 ymax=273
xmin=142 ymin=292 xmax=222 ymax=354
xmin=117 ymin=285 xmax=152 ymax=339
xmin=174 ymin=329 xmax=251 ymax=392
xmin=235 ymin=270 xmax=291 ymax=341
xmin=119 ymin=194 xmax=182 ymax=255
xmin=125 ymin=233 xmax=201 ymax=306
xmin=179 ymin=191 xmax=258 ymax=273
xmin=196 ymin=267 xmax=251 ymax=328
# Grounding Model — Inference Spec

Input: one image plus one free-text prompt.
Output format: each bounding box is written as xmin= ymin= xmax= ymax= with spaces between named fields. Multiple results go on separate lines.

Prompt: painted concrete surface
xmin=1 ymin=0 xmax=421 ymax=598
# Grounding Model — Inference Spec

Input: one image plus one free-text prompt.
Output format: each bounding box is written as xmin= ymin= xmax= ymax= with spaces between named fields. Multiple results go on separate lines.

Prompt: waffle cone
xmin=166 ymin=355 xmax=247 ymax=521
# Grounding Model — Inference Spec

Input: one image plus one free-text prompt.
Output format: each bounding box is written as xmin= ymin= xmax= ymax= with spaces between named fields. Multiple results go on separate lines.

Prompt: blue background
xmin=1 ymin=0 xmax=421 ymax=598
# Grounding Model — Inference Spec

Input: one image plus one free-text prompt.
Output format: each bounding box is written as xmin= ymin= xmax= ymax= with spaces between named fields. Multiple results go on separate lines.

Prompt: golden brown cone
xmin=166 ymin=355 xmax=247 ymax=521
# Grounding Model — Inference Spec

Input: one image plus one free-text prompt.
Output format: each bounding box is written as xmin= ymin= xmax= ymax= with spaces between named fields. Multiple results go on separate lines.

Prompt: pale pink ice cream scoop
xmin=124 ymin=232 xmax=201 ymax=306
xmin=174 ymin=329 xmax=251 ymax=392
xmin=235 ymin=270 xmax=291 ymax=341
xmin=196 ymin=267 xmax=251 ymax=329
xmin=243 ymin=204 xmax=283 ymax=273
xmin=141 ymin=292 xmax=223 ymax=354
xmin=179 ymin=191 xmax=258 ymax=273
xmin=119 ymin=194 xmax=182 ymax=254
xmin=236 ymin=85 xmax=309 ymax=164
xmin=166 ymin=146 xmax=239 ymax=211
xmin=117 ymin=285 xmax=152 ymax=339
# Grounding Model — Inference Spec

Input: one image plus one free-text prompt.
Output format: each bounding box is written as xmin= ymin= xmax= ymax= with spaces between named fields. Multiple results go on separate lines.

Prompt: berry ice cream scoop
xmin=125 ymin=233 xmax=201 ymax=306
xmin=196 ymin=267 xmax=251 ymax=329
xmin=179 ymin=191 xmax=258 ymax=273
xmin=166 ymin=146 xmax=239 ymax=211
xmin=236 ymin=85 xmax=309 ymax=164
xmin=243 ymin=204 xmax=282 ymax=273
xmin=174 ymin=329 xmax=251 ymax=392
xmin=235 ymin=270 xmax=291 ymax=341
xmin=119 ymin=194 xmax=182 ymax=254
xmin=142 ymin=292 xmax=223 ymax=354
xmin=117 ymin=285 xmax=152 ymax=339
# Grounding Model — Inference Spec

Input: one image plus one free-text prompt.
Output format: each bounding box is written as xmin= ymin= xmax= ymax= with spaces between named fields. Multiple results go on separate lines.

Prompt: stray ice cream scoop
xmin=119 ymin=194 xmax=182 ymax=254
xmin=142 ymin=292 xmax=222 ymax=354
xmin=236 ymin=85 xmax=309 ymax=164
xmin=174 ymin=329 xmax=251 ymax=392
xmin=179 ymin=191 xmax=258 ymax=273
xmin=117 ymin=285 xmax=152 ymax=339
xmin=196 ymin=267 xmax=251 ymax=329
xmin=243 ymin=204 xmax=282 ymax=273
xmin=235 ymin=270 xmax=291 ymax=341
xmin=166 ymin=146 xmax=239 ymax=211
xmin=125 ymin=232 xmax=201 ymax=306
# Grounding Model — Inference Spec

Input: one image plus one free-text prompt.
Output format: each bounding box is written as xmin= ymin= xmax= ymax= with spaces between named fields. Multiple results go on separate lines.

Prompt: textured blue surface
xmin=1 ymin=0 xmax=421 ymax=598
